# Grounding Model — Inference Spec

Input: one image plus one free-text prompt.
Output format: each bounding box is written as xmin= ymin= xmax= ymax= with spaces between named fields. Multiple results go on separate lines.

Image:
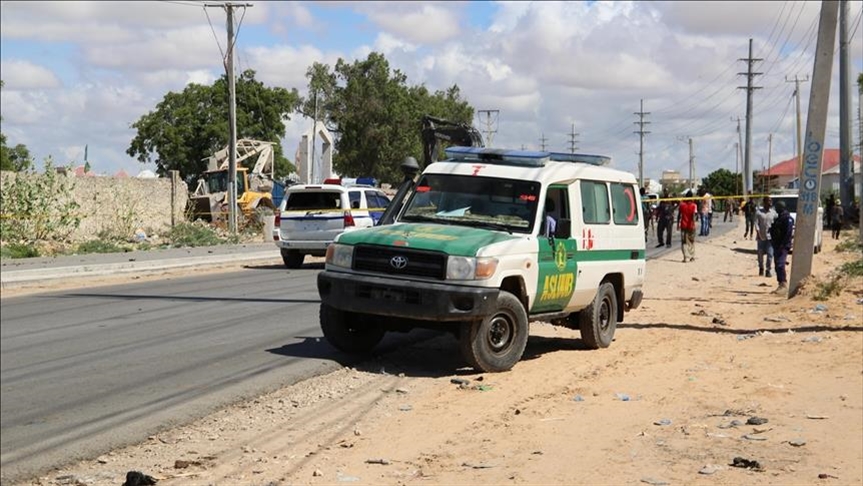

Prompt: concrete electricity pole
xmin=634 ymin=99 xmax=651 ymax=189
xmin=688 ymin=137 xmax=695 ymax=190
xmin=789 ymin=0 xmax=838 ymax=298
xmin=738 ymin=39 xmax=762 ymax=195
xmin=207 ymin=2 xmax=252 ymax=234
xmin=767 ymin=133 xmax=773 ymax=193
xmin=786 ymin=74 xmax=810 ymax=183
xmin=839 ymin=0 xmax=854 ymax=216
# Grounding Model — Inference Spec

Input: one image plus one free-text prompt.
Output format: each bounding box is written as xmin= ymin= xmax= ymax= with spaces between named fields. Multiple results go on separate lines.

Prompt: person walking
xmin=830 ymin=199 xmax=844 ymax=239
xmin=655 ymin=190 xmax=674 ymax=248
xmin=770 ymin=200 xmax=794 ymax=293
xmin=678 ymin=190 xmax=698 ymax=262
xmin=743 ymin=192 xmax=757 ymax=239
xmin=755 ymin=195 xmax=777 ymax=277
xmin=723 ymin=199 xmax=735 ymax=222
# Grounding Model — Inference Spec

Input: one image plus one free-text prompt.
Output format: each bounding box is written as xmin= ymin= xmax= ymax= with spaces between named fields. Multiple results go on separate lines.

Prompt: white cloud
xmin=373 ymin=32 xmax=418 ymax=55
xmin=356 ymin=2 xmax=461 ymax=44
xmin=0 ymin=60 xmax=62 ymax=89
xmin=243 ymin=44 xmax=341 ymax=93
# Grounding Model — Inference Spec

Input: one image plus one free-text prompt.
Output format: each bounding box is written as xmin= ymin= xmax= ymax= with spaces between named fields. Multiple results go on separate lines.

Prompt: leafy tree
xmin=302 ymin=52 xmax=474 ymax=183
xmin=0 ymin=80 xmax=34 ymax=172
xmin=701 ymin=168 xmax=742 ymax=197
xmin=127 ymin=70 xmax=300 ymax=182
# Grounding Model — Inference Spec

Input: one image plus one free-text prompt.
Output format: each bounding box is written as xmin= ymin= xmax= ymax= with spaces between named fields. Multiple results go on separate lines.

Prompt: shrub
xmin=0 ymin=243 xmax=40 ymax=259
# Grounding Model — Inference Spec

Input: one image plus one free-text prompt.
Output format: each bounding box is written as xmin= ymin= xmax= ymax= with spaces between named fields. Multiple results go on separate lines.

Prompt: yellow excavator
xmin=189 ymin=139 xmax=279 ymax=223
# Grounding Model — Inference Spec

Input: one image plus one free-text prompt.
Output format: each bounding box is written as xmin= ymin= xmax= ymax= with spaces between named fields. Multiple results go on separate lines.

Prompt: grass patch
xmin=75 ymin=240 xmax=128 ymax=254
xmin=839 ymin=257 xmax=863 ymax=278
xmin=813 ymin=252 xmax=863 ymax=301
xmin=0 ymin=243 xmax=40 ymax=259
xmin=835 ymin=235 xmax=862 ymax=253
xmin=165 ymin=221 xmax=239 ymax=247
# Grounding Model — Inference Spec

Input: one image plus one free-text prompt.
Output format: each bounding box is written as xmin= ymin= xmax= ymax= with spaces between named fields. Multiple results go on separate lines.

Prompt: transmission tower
xmin=539 ymin=133 xmax=548 ymax=151
xmin=634 ymin=99 xmax=651 ymax=188
xmin=476 ymin=110 xmax=499 ymax=147
xmin=568 ymin=123 xmax=580 ymax=153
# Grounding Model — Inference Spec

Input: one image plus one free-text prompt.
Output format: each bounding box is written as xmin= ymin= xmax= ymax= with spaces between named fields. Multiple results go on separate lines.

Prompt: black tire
xmin=579 ymin=282 xmax=618 ymax=349
xmin=281 ymin=249 xmax=304 ymax=269
xmin=459 ymin=290 xmax=528 ymax=373
xmin=319 ymin=304 xmax=385 ymax=354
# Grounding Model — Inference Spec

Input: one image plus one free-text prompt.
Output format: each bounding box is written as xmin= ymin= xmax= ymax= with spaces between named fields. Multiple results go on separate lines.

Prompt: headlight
xmin=326 ymin=244 xmax=353 ymax=268
xmin=446 ymin=256 xmax=498 ymax=280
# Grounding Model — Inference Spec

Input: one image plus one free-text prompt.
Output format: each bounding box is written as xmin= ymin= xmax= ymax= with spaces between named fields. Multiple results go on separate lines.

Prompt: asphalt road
xmin=0 ymin=263 xmax=392 ymax=484
xmin=0 ymin=220 xmax=738 ymax=483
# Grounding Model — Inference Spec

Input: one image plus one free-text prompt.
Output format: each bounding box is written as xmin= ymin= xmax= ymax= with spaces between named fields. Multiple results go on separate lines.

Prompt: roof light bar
xmin=444 ymin=146 xmax=611 ymax=167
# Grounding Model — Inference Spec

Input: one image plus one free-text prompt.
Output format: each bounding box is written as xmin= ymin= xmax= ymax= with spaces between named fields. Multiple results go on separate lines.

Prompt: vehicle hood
xmin=336 ymin=223 xmax=521 ymax=256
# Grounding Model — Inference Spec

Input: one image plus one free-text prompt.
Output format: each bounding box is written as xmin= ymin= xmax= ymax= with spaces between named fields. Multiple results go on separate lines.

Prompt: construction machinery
xmin=378 ymin=115 xmax=485 ymax=225
xmin=189 ymin=139 xmax=280 ymax=223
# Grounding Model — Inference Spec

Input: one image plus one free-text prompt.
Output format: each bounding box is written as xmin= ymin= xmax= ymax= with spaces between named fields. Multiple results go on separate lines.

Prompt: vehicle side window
xmin=365 ymin=190 xmax=386 ymax=210
xmin=374 ymin=192 xmax=391 ymax=208
xmin=610 ymin=183 xmax=639 ymax=225
xmin=349 ymin=191 xmax=361 ymax=209
xmin=580 ymin=180 xmax=610 ymax=224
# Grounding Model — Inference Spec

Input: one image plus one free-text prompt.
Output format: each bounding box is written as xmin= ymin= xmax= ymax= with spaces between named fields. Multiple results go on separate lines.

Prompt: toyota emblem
xmin=390 ymin=255 xmax=408 ymax=269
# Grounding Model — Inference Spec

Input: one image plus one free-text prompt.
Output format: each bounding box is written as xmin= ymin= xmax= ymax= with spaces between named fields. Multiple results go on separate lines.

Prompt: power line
xmin=634 ymin=99 xmax=650 ymax=188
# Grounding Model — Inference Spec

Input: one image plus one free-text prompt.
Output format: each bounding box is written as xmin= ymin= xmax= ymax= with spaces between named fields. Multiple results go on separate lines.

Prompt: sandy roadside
xmin=21 ymin=222 xmax=863 ymax=486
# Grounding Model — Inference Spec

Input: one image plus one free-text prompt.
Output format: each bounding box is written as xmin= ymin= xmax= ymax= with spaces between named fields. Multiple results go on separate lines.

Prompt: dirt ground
xmin=22 ymin=222 xmax=863 ymax=486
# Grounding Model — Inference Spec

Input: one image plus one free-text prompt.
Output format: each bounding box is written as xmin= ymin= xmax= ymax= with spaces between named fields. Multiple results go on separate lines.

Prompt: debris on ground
xmin=730 ymin=457 xmax=762 ymax=470
xmin=122 ymin=471 xmax=158 ymax=486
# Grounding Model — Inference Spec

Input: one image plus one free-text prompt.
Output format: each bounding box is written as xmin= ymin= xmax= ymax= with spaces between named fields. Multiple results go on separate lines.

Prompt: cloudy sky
xmin=1 ymin=0 xmax=861 ymax=184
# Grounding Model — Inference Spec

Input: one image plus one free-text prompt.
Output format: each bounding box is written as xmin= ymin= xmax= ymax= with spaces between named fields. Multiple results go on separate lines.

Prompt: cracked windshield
xmin=401 ymin=174 xmax=540 ymax=233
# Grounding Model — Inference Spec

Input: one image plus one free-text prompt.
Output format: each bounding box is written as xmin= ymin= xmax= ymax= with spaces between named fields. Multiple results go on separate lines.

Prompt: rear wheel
xmin=459 ymin=291 xmax=528 ymax=372
xmin=281 ymin=249 xmax=305 ymax=269
xmin=579 ymin=282 xmax=618 ymax=349
xmin=320 ymin=304 xmax=384 ymax=354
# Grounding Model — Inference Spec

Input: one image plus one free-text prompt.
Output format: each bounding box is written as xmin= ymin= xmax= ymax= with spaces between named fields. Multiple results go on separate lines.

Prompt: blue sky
xmin=1 ymin=1 xmax=861 ymax=186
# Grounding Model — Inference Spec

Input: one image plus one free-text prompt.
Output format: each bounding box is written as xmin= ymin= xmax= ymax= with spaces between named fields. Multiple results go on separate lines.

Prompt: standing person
xmin=723 ymin=199 xmax=734 ymax=222
xmin=678 ymin=190 xmax=698 ymax=262
xmin=826 ymin=193 xmax=836 ymax=229
xmin=770 ymin=200 xmax=794 ymax=293
xmin=755 ymin=195 xmax=777 ymax=277
xmin=640 ymin=187 xmax=651 ymax=242
xmin=830 ymin=199 xmax=844 ymax=239
xmin=743 ymin=192 xmax=757 ymax=239
xmin=655 ymin=190 xmax=674 ymax=248
xmin=698 ymin=189 xmax=711 ymax=236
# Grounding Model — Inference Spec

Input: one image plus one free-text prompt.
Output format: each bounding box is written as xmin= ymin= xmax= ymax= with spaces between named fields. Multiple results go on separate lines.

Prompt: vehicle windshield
xmin=400 ymin=174 xmax=540 ymax=233
xmin=205 ymin=170 xmax=246 ymax=194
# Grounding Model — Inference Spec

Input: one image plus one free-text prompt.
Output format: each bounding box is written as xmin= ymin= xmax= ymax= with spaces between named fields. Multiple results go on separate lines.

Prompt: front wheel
xmin=579 ymin=282 xmax=618 ymax=349
xmin=320 ymin=305 xmax=384 ymax=354
xmin=459 ymin=291 xmax=528 ymax=373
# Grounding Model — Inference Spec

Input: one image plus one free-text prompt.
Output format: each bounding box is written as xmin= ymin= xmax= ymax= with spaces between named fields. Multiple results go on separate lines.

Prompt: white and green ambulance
xmin=317 ymin=147 xmax=646 ymax=372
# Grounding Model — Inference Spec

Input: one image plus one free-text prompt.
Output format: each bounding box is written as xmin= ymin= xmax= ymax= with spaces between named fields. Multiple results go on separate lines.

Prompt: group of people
xmin=648 ymin=188 xmax=716 ymax=261
xmin=751 ymin=196 xmax=795 ymax=293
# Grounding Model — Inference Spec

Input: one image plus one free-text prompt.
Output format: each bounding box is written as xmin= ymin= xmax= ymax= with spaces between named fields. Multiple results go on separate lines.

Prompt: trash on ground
xmin=737 ymin=333 xmax=758 ymax=341
xmin=450 ymin=378 xmax=470 ymax=386
xmin=462 ymin=462 xmax=496 ymax=469
xmin=122 ymin=471 xmax=158 ymax=486
xmin=806 ymin=414 xmax=829 ymax=419
xmin=653 ymin=418 xmax=672 ymax=426
xmin=763 ymin=316 xmax=790 ymax=322
xmin=746 ymin=416 xmax=768 ymax=425
xmin=803 ymin=336 xmax=823 ymax=343
xmin=813 ymin=304 xmax=828 ymax=312
xmin=573 ymin=394 xmax=585 ymax=402
xmin=712 ymin=317 xmax=727 ymax=325
xmin=699 ymin=464 xmax=722 ymax=475
xmin=788 ymin=439 xmax=807 ymax=447
xmin=819 ymin=473 xmax=839 ymax=479
xmin=730 ymin=457 xmax=762 ymax=470
xmin=640 ymin=477 xmax=669 ymax=486
xmin=366 ymin=458 xmax=391 ymax=465
xmin=743 ymin=434 xmax=767 ymax=441
xmin=398 ymin=405 xmax=413 ymax=412
xmin=615 ymin=393 xmax=632 ymax=401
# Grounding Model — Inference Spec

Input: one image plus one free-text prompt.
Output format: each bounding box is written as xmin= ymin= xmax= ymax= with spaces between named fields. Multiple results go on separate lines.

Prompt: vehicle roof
xmin=424 ymin=158 xmax=637 ymax=185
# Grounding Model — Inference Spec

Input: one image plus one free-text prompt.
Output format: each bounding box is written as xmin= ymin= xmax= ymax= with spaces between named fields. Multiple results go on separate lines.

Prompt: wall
xmin=0 ymin=171 xmax=187 ymax=242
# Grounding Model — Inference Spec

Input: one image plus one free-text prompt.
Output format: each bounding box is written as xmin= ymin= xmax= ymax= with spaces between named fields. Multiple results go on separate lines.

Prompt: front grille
xmin=353 ymin=245 xmax=447 ymax=280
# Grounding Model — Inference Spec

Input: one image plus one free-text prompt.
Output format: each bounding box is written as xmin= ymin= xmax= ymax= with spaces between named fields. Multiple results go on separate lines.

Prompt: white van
xmin=317 ymin=147 xmax=646 ymax=372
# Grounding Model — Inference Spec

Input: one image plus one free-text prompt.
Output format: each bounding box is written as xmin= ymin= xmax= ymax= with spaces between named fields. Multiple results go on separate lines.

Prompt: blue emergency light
xmin=444 ymin=146 xmax=610 ymax=167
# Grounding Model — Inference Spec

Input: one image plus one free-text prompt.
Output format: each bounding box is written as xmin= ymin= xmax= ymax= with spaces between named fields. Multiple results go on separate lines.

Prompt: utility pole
xmin=839 ymin=0 xmax=854 ymax=217
xmin=206 ymin=2 xmax=252 ymax=234
xmin=789 ymin=0 xmax=838 ymax=298
xmin=735 ymin=142 xmax=741 ymax=196
xmin=539 ymin=133 xmax=548 ymax=152
xmin=310 ymin=89 xmax=318 ymax=184
xmin=738 ymin=39 xmax=762 ymax=195
xmin=568 ymin=123 xmax=580 ymax=154
xmin=634 ymin=99 xmax=651 ymax=189
xmin=767 ymin=133 xmax=773 ymax=193
xmin=688 ymin=137 xmax=695 ymax=190
xmin=786 ymin=74 xmax=809 ymax=184
xmin=477 ymin=110 xmax=499 ymax=147
xmin=859 ymin=58 xmax=863 ymax=241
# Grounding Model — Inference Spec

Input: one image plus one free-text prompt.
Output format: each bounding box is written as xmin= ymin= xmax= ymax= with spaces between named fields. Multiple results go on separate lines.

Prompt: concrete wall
xmin=1 ymin=171 xmax=188 ymax=242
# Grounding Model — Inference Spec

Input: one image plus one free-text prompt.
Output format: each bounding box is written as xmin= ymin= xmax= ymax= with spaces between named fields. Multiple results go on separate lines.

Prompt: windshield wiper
xmin=464 ymin=221 xmax=513 ymax=234
xmin=401 ymin=214 xmax=448 ymax=224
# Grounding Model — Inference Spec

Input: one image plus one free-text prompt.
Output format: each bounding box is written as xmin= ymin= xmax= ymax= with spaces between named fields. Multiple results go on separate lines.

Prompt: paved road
xmin=0 ymin=220 xmax=739 ymax=483
xmin=0 ymin=263 xmax=414 ymax=484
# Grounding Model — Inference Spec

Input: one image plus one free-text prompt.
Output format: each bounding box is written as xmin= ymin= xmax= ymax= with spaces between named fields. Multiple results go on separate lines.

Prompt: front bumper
xmin=317 ymin=271 xmax=499 ymax=321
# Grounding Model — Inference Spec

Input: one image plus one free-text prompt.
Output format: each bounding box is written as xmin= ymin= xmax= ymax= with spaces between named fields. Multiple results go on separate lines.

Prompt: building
xmin=757 ymin=149 xmax=861 ymax=197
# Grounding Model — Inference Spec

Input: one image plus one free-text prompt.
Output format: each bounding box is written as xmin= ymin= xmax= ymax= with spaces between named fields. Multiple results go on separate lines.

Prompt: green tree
xmin=127 ymin=70 xmax=300 ymax=182
xmin=701 ymin=168 xmax=742 ymax=197
xmin=0 ymin=80 xmax=34 ymax=172
xmin=303 ymin=52 xmax=474 ymax=183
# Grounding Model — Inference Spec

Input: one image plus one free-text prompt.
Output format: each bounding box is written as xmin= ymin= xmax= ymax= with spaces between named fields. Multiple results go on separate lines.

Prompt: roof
xmin=759 ymin=149 xmax=860 ymax=176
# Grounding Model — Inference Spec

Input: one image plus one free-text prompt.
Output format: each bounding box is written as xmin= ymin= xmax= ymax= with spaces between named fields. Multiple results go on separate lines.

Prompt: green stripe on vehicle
xmin=336 ymin=223 xmax=519 ymax=256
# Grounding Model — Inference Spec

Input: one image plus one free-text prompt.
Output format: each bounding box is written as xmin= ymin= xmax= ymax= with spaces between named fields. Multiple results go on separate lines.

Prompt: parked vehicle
xmin=317 ymin=146 xmax=646 ymax=372
xmin=273 ymin=182 xmax=391 ymax=268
